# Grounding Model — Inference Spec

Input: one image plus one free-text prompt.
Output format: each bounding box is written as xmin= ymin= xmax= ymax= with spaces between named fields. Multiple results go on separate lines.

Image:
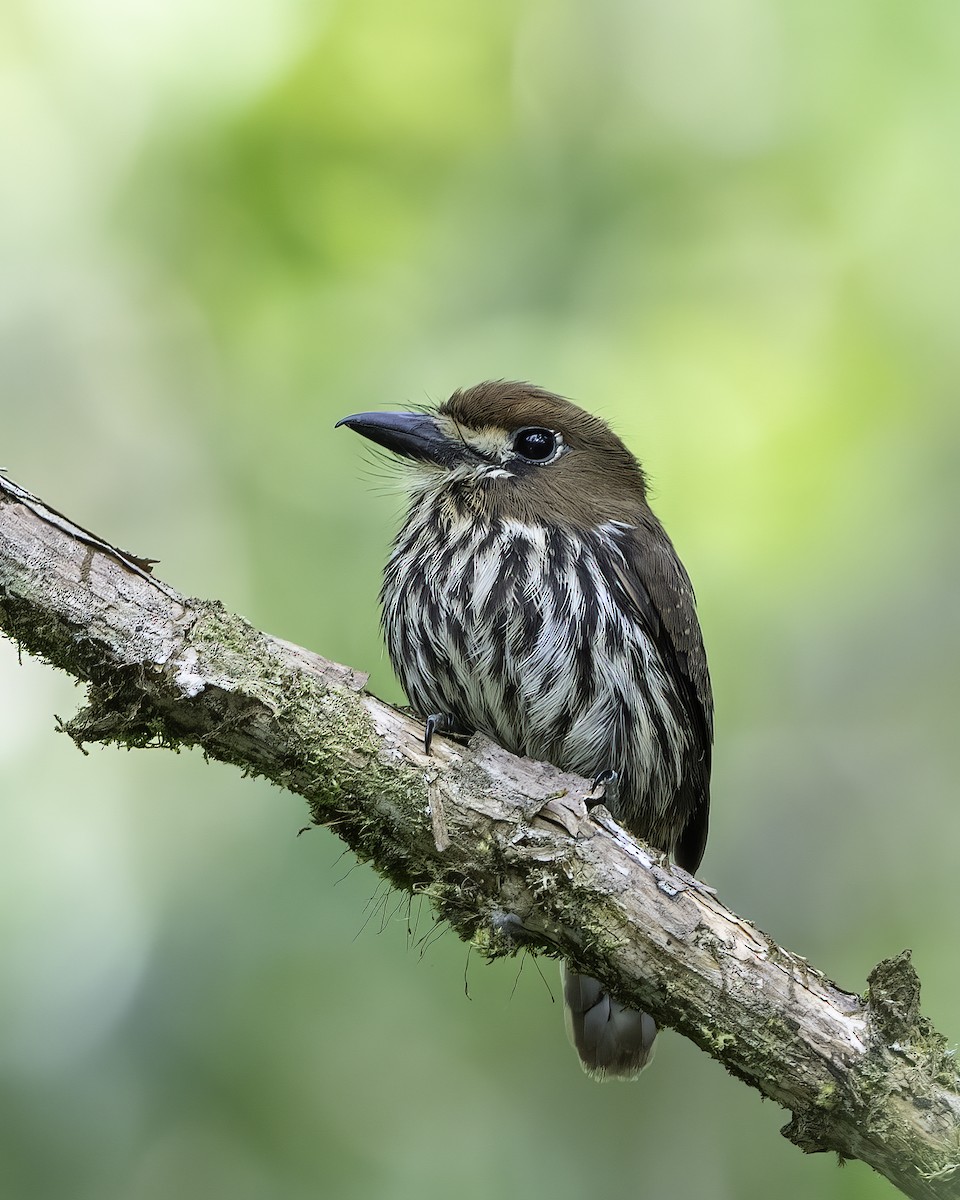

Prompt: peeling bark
xmin=1 ymin=473 xmax=958 ymax=1199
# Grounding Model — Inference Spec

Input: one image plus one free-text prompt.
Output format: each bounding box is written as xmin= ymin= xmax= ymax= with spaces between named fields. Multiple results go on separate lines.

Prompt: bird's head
xmin=337 ymin=380 xmax=648 ymax=526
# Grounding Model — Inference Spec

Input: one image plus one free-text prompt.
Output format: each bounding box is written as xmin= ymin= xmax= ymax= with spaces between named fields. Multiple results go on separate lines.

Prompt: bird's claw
xmin=423 ymin=712 xmax=466 ymax=755
xmin=422 ymin=712 xmax=474 ymax=755
xmin=424 ymin=714 xmax=443 ymax=755
xmin=586 ymin=768 xmax=618 ymax=811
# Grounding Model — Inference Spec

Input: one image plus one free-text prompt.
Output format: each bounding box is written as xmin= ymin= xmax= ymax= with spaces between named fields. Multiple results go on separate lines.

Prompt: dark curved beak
xmin=335 ymin=411 xmax=459 ymax=466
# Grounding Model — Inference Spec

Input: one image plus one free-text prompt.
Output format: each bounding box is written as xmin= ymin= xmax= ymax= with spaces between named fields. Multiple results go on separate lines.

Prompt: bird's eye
xmin=512 ymin=427 xmax=561 ymax=464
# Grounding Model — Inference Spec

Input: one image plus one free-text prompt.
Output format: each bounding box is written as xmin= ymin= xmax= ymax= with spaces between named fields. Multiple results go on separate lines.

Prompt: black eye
xmin=512 ymin=427 xmax=560 ymax=463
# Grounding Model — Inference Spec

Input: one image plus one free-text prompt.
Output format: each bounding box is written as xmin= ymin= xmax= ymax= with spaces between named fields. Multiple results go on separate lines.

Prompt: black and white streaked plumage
xmin=338 ymin=381 xmax=713 ymax=1079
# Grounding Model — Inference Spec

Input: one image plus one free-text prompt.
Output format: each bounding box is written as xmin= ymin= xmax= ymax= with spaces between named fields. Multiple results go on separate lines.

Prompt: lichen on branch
xmin=1 ymin=473 xmax=959 ymax=1200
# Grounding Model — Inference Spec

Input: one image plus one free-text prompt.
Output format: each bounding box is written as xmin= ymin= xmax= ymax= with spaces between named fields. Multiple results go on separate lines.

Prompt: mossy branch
xmin=1 ymin=472 xmax=958 ymax=1200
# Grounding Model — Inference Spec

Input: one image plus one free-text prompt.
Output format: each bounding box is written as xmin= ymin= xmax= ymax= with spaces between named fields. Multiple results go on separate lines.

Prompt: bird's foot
xmin=423 ymin=713 xmax=470 ymax=755
xmin=586 ymin=768 xmax=619 ymax=812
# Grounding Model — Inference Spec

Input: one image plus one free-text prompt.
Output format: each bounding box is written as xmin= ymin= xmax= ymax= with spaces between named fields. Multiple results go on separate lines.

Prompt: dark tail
xmin=562 ymin=966 xmax=657 ymax=1079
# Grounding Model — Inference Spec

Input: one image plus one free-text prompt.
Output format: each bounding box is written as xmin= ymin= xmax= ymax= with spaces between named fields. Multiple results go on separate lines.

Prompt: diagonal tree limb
xmin=0 ymin=473 xmax=958 ymax=1199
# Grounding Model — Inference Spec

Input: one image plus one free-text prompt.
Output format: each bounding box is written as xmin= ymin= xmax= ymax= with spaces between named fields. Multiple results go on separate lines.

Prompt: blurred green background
xmin=2 ymin=1 xmax=959 ymax=1197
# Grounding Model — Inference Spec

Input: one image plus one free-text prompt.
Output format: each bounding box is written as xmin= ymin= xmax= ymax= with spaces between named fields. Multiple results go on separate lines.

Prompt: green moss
xmin=0 ymin=590 xmax=104 ymax=684
xmin=866 ymin=950 xmax=921 ymax=1043
xmin=700 ymin=1026 xmax=736 ymax=1054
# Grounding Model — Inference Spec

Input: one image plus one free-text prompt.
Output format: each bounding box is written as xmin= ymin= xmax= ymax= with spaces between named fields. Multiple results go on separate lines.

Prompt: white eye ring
xmin=511 ymin=427 xmax=564 ymax=465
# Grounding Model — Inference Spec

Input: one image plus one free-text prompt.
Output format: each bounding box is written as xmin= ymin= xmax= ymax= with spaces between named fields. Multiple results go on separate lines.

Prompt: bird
xmin=337 ymin=380 xmax=713 ymax=1078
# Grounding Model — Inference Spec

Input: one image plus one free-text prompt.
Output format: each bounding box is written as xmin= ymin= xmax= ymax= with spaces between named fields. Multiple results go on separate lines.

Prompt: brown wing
xmin=611 ymin=511 xmax=713 ymax=873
